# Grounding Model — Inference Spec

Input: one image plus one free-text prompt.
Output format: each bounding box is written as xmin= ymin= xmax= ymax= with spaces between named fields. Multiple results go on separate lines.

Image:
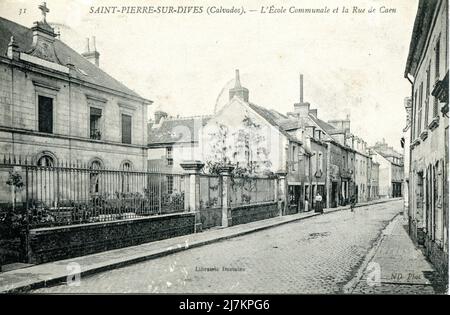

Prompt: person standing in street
xmin=350 ymin=194 xmax=356 ymax=212
xmin=314 ymin=192 xmax=323 ymax=214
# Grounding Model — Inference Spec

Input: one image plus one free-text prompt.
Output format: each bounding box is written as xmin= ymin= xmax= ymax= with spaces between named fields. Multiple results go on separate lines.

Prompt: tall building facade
xmin=370 ymin=139 xmax=404 ymax=198
xmin=0 ymin=5 xmax=151 ymax=173
xmin=404 ymin=0 xmax=448 ymax=275
xmin=402 ymin=97 xmax=412 ymax=218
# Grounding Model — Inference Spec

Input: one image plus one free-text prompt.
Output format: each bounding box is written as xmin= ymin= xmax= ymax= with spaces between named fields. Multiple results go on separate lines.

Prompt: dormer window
xmin=315 ymin=129 xmax=321 ymax=140
xmin=166 ymin=147 xmax=173 ymax=166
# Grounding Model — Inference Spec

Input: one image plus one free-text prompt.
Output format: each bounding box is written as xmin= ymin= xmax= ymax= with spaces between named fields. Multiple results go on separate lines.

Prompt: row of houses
xmin=148 ymin=70 xmax=405 ymax=213
xmin=402 ymin=0 xmax=448 ymax=276
xmin=0 ymin=3 xmax=410 ymax=266
xmin=0 ymin=4 xmax=403 ymax=213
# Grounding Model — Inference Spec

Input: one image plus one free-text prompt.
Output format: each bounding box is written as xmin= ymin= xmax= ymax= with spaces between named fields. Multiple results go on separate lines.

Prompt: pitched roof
xmin=247 ymin=103 xmax=301 ymax=142
xmin=308 ymin=114 xmax=337 ymax=133
xmin=278 ymin=118 xmax=303 ymax=131
xmin=404 ymin=0 xmax=439 ymax=77
xmin=148 ymin=116 xmax=211 ymax=145
xmin=0 ymin=17 xmax=147 ymax=101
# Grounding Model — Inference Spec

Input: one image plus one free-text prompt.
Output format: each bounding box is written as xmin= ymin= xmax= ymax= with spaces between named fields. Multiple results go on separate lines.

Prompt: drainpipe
xmin=326 ymin=141 xmax=331 ymax=208
xmin=406 ymin=73 xmax=414 ymax=235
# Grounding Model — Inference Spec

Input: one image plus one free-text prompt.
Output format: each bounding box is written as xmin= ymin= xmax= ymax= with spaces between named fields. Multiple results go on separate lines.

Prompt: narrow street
xmin=31 ymin=199 xmax=439 ymax=294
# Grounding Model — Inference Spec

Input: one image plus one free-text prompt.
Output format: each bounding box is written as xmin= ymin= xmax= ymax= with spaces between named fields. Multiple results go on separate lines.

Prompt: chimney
xmin=309 ymin=108 xmax=318 ymax=117
xmin=155 ymin=111 xmax=168 ymax=124
xmin=293 ymin=74 xmax=311 ymax=117
xmin=229 ymin=69 xmax=249 ymax=102
xmin=294 ymin=102 xmax=310 ymax=117
xmin=7 ymin=36 xmax=19 ymax=60
xmin=82 ymin=36 xmax=100 ymax=67
xmin=343 ymin=120 xmax=350 ymax=133
xmin=300 ymin=74 xmax=304 ymax=103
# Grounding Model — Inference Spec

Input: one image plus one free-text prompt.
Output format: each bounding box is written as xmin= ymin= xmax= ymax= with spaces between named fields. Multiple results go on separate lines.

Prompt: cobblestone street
xmin=32 ymin=200 xmax=440 ymax=294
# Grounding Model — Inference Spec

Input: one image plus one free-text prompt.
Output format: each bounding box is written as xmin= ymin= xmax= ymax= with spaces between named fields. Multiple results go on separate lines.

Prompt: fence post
xmin=276 ymin=171 xmax=287 ymax=216
xmin=273 ymin=176 xmax=278 ymax=206
xmin=219 ymin=165 xmax=234 ymax=227
xmin=180 ymin=160 xmax=204 ymax=233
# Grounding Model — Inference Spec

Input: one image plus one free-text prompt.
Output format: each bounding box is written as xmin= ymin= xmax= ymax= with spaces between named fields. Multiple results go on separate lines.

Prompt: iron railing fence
xmin=0 ymin=155 xmax=185 ymax=228
xmin=229 ymin=176 xmax=276 ymax=207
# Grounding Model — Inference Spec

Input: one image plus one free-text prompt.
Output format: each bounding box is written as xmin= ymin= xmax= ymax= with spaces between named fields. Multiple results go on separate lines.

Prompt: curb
xmin=2 ymin=198 xmax=402 ymax=293
xmin=342 ymin=213 xmax=401 ymax=294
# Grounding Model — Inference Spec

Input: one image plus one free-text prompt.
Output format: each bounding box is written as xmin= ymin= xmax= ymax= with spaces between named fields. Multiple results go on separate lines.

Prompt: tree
xmin=6 ymin=169 xmax=24 ymax=212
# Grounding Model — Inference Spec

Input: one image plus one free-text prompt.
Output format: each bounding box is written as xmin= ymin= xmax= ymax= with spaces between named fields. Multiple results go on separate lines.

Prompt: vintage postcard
xmin=0 ymin=0 xmax=448 ymax=298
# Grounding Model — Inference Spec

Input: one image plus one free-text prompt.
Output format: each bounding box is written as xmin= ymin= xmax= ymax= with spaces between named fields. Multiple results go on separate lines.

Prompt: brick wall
xmin=27 ymin=212 xmax=195 ymax=264
xmin=231 ymin=202 xmax=278 ymax=226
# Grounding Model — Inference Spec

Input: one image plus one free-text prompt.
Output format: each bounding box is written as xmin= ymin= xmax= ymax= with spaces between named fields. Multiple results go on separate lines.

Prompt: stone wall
xmin=27 ymin=212 xmax=195 ymax=264
xmin=231 ymin=202 xmax=278 ymax=226
xmin=423 ymin=234 xmax=449 ymax=277
xmin=200 ymin=207 xmax=222 ymax=230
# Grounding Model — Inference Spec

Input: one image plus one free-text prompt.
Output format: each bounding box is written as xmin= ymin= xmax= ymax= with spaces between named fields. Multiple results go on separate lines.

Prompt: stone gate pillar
xmin=180 ymin=160 xmax=204 ymax=233
xmin=219 ymin=165 xmax=234 ymax=227
xmin=276 ymin=171 xmax=287 ymax=216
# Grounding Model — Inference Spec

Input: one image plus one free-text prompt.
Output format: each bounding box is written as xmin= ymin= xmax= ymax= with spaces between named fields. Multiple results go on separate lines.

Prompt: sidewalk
xmin=346 ymin=215 xmax=448 ymax=294
xmin=0 ymin=197 xmax=400 ymax=293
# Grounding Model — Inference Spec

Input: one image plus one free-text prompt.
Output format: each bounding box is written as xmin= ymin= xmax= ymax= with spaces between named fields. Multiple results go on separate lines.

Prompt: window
xmin=167 ymin=175 xmax=174 ymax=194
xmin=418 ymin=82 xmax=423 ymax=135
xmin=315 ymin=130 xmax=321 ymax=140
xmin=318 ymin=152 xmax=323 ymax=173
xmin=121 ymin=161 xmax=132 ymax=193
xmin=312 ymin=151 xmax=317 ymax=174
xmin=90 ymin=107 xmax=102 ymax=140
xmin=434 ymin=38 xmax=441 ymax=117
xmin=413 ymin=91 xmax=417 ymax=138
xmin=38 ymin=95 xmax=53 ymax=133
xmin=89 ymin=160 xmax=103 ymax=194
xmin=166 ymin=147 xmax=173 ymax=166
xmin=292 ymin=145 xmax=297 ymax=171
xmin=121 ymin=114 xmax=132 ymax=144
xmin=435 ymin=38 xmax=440 ymax=80
xmin=122 ymin=161 xmax=132 ymax=171
xmin=37 ymin=155 xmax=54 ymax=167
xmin=425 ymin=63 xmax=430 ymax=126
xmin=305 ymin=156 xmax=309 ymax=175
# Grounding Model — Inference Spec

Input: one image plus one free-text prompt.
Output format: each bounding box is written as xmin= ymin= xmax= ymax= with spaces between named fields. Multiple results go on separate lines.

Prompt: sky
xmin=0 ymin=0 xmax=419 ymax=151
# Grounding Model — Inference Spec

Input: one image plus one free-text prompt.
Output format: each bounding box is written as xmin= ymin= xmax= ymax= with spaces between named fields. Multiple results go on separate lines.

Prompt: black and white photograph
xmin=0 ymin=0 xmax=448 ymax=298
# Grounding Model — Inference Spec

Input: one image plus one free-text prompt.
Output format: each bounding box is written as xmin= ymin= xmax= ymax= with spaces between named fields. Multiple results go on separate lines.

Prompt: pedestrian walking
xmin=350 ymin=194 xmax=356 ymax=212
xmin=314 ymin=192 xmax=323 ymax=214
xmin=304 ymin=197 xmax=309 ymax=212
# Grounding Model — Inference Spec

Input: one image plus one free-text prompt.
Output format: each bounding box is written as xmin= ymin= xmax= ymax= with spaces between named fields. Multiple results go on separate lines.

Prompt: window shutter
xmin=122 ymin=114 xmax=132 ymax=144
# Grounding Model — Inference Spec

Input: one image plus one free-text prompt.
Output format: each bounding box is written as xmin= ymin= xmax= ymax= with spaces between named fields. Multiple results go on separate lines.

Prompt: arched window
xmin=89 ymin=159 xmax=104 ymax=194
xmin=90 ymin=160 xmax=103 ymax=170
xmin=35 ymin=151 xmax=57 ymax=167
xmin=37 ymin=155 xmax=54 ymax=167
xmin=121 ymin=161 xmax=132 ymax=171
xmin=121 ymin=161 xmax=133 ymax=193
